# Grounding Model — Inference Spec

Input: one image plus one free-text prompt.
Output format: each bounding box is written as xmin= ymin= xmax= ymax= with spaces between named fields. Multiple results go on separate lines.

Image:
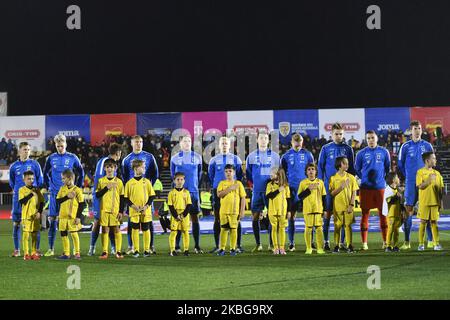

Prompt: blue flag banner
xmin=45 ymin=114 xmax=91 ymax=144
xmin=274 ymin=109 xmax=319 ymax=145
xmin=137 ymin=113 xmax=182 ymax=136
xmin=364 ymin=107 xmax=410 ymax=134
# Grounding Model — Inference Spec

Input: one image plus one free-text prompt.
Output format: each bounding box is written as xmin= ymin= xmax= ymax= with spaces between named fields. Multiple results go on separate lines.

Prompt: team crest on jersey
xmin=279 ymin=122 xmax=290 ymax=137
xmin=65 ymin=159 xmax=70 ymax=166
xmin=421 ymin=146 xmax=426 ymax=152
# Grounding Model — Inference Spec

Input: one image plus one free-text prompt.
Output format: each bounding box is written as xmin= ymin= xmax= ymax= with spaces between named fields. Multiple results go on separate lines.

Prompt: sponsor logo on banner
xmin=104 ymin=125 xmax=123 ymax=136
xmin=5 ymin=129 xmax=40 ymax=139
xmin=324 ymin=123 xmax=360 ymax=132
xmin=425 ymin=119 xmax=443 ymax=130
xmin=278 ymin=122 xmax=290 ymax=137
xmin=377 ymin=124 xmax=400 ymax=131
xmin=58 ymin=130 xmax=80 ymax=137
xmin=233 ymin=124 xmax=269 ymax=133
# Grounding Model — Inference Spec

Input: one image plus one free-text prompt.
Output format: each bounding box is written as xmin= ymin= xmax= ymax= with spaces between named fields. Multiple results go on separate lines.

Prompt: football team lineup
xmin=2 ymin=117 xmax=450 ymax=300
xmin=8 ymin=120 xmax=445 ymax=260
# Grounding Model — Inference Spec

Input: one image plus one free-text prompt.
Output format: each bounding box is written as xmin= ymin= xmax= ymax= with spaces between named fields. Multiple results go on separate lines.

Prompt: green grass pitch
xmin=0 ymin=219 xmax=449 ymax=300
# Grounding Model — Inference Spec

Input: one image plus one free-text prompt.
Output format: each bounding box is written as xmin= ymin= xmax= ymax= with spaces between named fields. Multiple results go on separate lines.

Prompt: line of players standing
xmin=9 ymin=119 xmax=435 ymax=256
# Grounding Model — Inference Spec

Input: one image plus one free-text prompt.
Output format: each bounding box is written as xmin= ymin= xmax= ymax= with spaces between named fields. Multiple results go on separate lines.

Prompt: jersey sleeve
xmin=265 ymin=182 xmax=273 ymax=195
xmin=329 ymin=176 xmax=335 ymax=192
xmin=286 ymin=186 xmax=291 ymax=199
xmin=397 ymin=143 xmax=407 ymax=178
xmin=208 ymin=157 xmax=215 ymax=185
xmin=8 ymin=163 xmax=15 ymax=189
xmin=124 ymin=181 xmax=130 ymax=198
xmin=354 ymin=150 xmax=363 ymax=178
xmin=197 ymin=153 xmax=202 ymax=183
xmin=298 ymin=180 xmax=305 ymax=195
xmin=351 ymin=175 xmax=359 ymax=192
xmin=280 ymin=154 xmax=288 ymax=173
xmin=56 ymin=187 xmax=63 ymax=199
xmin=147 ymin=180 xmax=156 ymax=197
xmin=122 ymin=157 xmax=130 ymax=183
xmin=320 ymin=180 xmax=326 ymax=196
xmin=93 ymin=158 xmax=104 ymax=194
xmin=245 ymin=155 xmax=253 ymax=183
xmin=416 ymin=170 xmax=423 ymax=187
xmin=170 ymin=157 xmax=176 ymax=179
xmin=73 ymin=155 xmax=85 ymax=188
xmin=186 ymin=191 xmax=192 ymax=205
xmin=217 ymin=181 xmax=225 ymax=193
xmin=167 ymin=191 xmax=174 ymax=206
xmin=118 ymin=179 xmax=125 ymax=196
xmin=18 ymin=187 xmax=26 ymax=201
xmin=34 ymin=161 xmax=44 ymax=188
xmin=37 ymin=190 xmax=45 ymax=205
xmin=235 ymin=156 xmax=244 ymax=182
xmin=95 ymin=178 xmax=103 ymax=193
xmin=317 ymin=146 xmax=326 ymax=180
xmin=439 ymin=172 xmax=444 ymax=188
xmin=307 ymin=151 xmax=314 ymax=164
xmin=147 ymin=154 xmax=159 ymax=185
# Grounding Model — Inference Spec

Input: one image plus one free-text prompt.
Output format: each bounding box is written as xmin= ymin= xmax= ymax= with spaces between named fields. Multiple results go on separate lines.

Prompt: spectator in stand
xmin=422 ymin=129 xmax=430 ymax=143
xmin=0 ymin=137 xmax=7 ymax=159
xmin=319 ymin=135 xmax=327 ymax=147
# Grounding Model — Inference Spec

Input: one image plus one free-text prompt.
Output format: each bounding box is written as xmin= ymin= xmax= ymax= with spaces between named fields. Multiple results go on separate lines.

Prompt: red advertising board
xmin=181 ymin=112 xmax=228 ymax=137
xmin=90 ymin=113 xmax=136 ymax=145
xmin=411 ymin=106 xmax=450 ymax=137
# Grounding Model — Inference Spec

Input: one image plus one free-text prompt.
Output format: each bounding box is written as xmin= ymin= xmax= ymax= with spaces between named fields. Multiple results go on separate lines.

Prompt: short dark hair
xmin=62 ymin=169 xmax=74 ymax=178
xmin=131 ymin=159 xmax=145 ymax=169
xmin=366 ymin=130 xmax=377 ymax=135
xmin=19 ymin=142 xmax=30 ymax=149
xmin=224 ymin=164 xmax=235 ymax=171
xmin=332 ymin=123 xmax=344 ymax=131
xmin=334 ymin=156 xmax=348 ymax=170
xmin=23 ymin=170 xmax=34 ymax=177
xmin=410 ymin=120 xmax=421 ymax=128
xmin=174 ymin=172 xmax=185 ymax=179
xmin=108 ymin=143 xmax=121 ymax=155
xmin=304 ymin=163 xmax=318 ymax=176
xmin=104 ymin=158 xmax=117 ymax=168
xmin=385 ymin=172 xmax=398 ymax=186
xmin=292 ymin=133 xmax=303 ymax=142
xmin=422 ymin=151 xmax=435 ymax=163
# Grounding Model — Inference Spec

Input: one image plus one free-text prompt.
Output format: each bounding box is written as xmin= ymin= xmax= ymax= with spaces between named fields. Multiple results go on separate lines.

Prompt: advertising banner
xmin=181 ymin=111 xmax=228 ymax=137
xmin=90 ymin=113 xmax=136 ymax=145
xmin=46 ymin=114 xmax=91 ymax=144
xmin=318 ymin=108 xmax=366 ymax=141
xmin=227 ymin=110 xmax=274 ymax=134
xmin=0 ymin=116 xmax=46 ymax=151
xmin=365 ymin=107 xmax=410 ymax=134
xmin=411 ymin=106 xmax=450 ymax=137
xmin=274 ymin=109 xmax=319 ymax=145
xmin=137 ymin=113 xmax=182 ymax=136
